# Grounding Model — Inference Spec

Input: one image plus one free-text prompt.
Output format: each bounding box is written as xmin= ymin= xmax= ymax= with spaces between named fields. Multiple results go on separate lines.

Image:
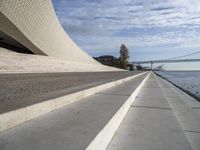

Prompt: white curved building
xmin=0 ymin=0 xmax=111 ymax=70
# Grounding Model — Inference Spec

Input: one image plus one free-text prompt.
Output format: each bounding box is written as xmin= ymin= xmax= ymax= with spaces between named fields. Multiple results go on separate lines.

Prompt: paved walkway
xmin=107 ymin=72 xmax=200 ymax=150
xmin=0 ymin=73 xmax=148 ymax=150
xmin=0 ymin=72 xmax=199 ymax=150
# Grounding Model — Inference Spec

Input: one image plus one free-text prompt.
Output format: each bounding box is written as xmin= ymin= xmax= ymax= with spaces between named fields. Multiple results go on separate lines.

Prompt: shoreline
xmin=161 ymin=70 xmax=200 ymax=72
xmin=154 ymin=72 xmax=200 ymax=103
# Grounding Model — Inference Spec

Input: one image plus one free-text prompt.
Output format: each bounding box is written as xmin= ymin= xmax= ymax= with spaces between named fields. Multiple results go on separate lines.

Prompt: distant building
xmin=94 ymin=55 xmax=119 ymax=67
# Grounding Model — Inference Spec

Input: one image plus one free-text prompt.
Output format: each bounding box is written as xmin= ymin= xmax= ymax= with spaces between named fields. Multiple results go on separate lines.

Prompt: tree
xmin=119 ymin=44 xmax=129 ymax=69
xmin=120 ymin=44 xmax=129 ymax=61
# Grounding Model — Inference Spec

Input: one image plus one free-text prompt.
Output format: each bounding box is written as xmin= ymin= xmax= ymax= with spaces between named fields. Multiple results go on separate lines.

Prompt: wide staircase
xmin=0 ymin=48 xmax=120 ymax=73
xmin=0 ymin=71 xmax=199 ymax=150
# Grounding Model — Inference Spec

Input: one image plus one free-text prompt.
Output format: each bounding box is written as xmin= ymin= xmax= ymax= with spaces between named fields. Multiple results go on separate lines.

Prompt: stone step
xmin=107 ymin=72 xmax=194 ymax=150
xmin=0 ymin=48 xmax=121 ymax=73
xmin=0 ymin=72 xmax=147 ymax=132
xmin=0 ymin=72 xmax=149 ymax=150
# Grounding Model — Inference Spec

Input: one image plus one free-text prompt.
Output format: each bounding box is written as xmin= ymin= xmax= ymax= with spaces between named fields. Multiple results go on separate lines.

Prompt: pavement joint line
xmin=192 ymin=107 xmax=200 ymax=109
xmin=135 ymin=97 xmax=167 ymax=101
xmin=131 ymin=105 xmax=172 ymax=110
xmin=96 ymin=93 xmax=130 ymax=97
xmin=184 ymin=130 xmax=200 ymax=134
xmin=143 ymin=87 xmax=172 ymax=89
xmin=165 ymin=96 xmax=182 ymax=99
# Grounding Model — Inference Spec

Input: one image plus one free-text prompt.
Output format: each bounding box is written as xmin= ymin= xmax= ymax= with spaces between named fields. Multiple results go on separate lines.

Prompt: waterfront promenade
xmin=0 ymin=72 xmax=199 ymax=150
xmin=108 ymin=72 xmax=200 ymax=150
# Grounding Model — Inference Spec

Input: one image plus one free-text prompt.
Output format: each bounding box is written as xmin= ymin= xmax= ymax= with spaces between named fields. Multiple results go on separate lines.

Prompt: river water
xmin=155 ymin=71 xmax=200 ymax=100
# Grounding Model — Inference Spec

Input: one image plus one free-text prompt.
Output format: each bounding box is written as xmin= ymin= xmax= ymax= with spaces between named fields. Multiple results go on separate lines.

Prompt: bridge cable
xmin=166 ymin=50 xmax=200 ymax=60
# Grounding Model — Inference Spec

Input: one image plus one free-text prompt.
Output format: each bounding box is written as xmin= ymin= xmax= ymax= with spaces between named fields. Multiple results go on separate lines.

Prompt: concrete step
xmin=0 ymin=71 xmax=147 ymax=132
xmin=107 ymin=72 xmax=194 ymax=150
xmin=0 ymin=48 xmax=121 ymax=73
xmin=0 ymin=72 xmax=149 ymax=150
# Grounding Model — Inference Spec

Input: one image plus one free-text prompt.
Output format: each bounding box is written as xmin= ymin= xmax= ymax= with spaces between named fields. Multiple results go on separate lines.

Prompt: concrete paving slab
xmin=193 ymin=108 xmax=200 ymax=116
xmin=173 ymin=87 xmax=200 ymax=108
xmin=136 ymin=88 xmax=164 ymax=98
xmin=156 ymin=74 xmax=200 ymax=121
xmin=158 ymin=77 xmax=200 ymax=132
xmin=159 ymin=88 xmax=182 ymax=98
xmin=132 ymin=96 xmax=171 ymax=109
xmin=107 ymin=72 xmax=195 ymax=150
xmin=0 ymin=73 xmax=148 ymax=150
xmin=96 ymin=74 xmax=147 ymax=96
xmin=185 ymin=131 xmax=200 ymax=150
xmin=107 ymin=107 xmax=192 ymax=150
xmin=132 ymin=79 xmax=171 ymax=109
xmin=140 ymin=77 xmax=160 ymax=88
xmin=157 ymin=74 xmax=200 ymax=114
xmin=163 ymin=97 xmax=200 ymax=132
xmin=156 ymin=79 xmax=174 ymax=88
xmin=157 ymin=74 xmax=200 ymax=150
xmin=141 ymin=81 xmax=161 ymax=88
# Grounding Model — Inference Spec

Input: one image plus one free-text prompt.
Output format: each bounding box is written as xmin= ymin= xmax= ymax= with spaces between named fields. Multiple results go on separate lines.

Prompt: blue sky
xmin=52 ymin=0 xmax=200 ymax=70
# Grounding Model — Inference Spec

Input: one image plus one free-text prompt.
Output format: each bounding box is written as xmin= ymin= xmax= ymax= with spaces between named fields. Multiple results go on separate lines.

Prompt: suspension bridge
xmin=130 ymin=50 xmax=200 ymax=70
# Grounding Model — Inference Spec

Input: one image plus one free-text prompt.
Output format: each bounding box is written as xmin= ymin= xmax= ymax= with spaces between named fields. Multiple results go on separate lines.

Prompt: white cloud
xmin=52 ymin=0 xmax=200 ymax=58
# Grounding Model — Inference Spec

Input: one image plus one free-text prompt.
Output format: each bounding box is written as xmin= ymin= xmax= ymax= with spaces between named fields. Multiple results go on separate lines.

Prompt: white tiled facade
xmin=0 ymin=0 xmax=102 ymax=67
